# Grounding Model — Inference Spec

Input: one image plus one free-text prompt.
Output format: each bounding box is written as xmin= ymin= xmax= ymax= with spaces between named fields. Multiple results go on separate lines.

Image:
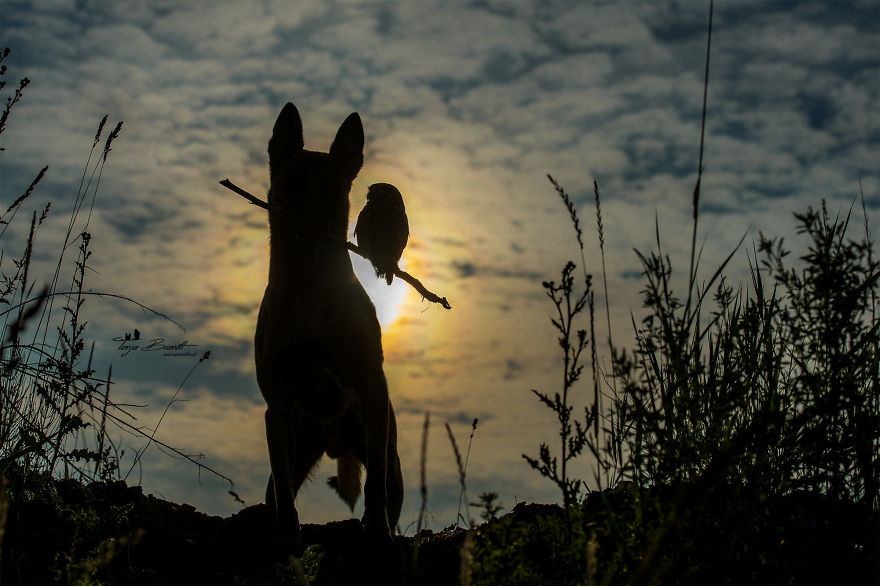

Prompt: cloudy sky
xmin=1 ymin=1 xmax=877 ymax=531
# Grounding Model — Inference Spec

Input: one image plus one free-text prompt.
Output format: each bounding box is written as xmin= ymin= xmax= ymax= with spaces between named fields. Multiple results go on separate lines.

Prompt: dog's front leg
xmin=362 ymin=382 xmax=391 ymax=540
xmin=265 ymin=406 xmax=300 ymax=541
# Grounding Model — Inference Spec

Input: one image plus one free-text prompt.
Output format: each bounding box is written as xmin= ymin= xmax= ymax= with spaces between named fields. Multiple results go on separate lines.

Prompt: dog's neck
xmin=267 ymin=206 xmax=354 ymax=286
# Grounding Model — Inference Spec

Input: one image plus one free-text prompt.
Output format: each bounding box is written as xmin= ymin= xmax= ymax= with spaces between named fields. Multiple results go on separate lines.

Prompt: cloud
xmin=1 ymin=0 xmax=877 ymax=526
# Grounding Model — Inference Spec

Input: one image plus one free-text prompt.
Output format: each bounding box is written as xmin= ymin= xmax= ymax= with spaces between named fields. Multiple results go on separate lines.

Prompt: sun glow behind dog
xmin=350 ymin=249 xmax=409 ymax=327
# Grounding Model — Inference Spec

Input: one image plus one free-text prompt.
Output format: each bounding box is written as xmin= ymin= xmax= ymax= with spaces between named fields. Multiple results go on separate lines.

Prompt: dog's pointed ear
xmin=268 ymin=103 xmax=304 ymax=173
xmin=330 ymin=112 xmax=364 ymax=181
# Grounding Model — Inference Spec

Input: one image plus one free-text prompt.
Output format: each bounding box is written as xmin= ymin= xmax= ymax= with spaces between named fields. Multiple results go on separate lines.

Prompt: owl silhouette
xmin=354 ymin=183 xmax=409 ymax=285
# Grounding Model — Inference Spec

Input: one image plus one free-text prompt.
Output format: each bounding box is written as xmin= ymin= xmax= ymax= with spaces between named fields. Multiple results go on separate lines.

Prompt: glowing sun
xmin=350 ymin=251 xmax=408 ymax=327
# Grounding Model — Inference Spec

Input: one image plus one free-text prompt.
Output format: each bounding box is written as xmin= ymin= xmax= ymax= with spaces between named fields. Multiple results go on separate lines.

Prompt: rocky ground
xmin=1 ymin=470 xmax=468 ymax=585
xmin=2 ymin=468 xmax=877 ymax=585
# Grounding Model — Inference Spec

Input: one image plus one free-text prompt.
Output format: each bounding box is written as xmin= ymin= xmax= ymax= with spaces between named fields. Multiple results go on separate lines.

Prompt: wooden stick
xmin=219 ymin=179 xmax=269 ymax=210
xmin=219 ymin=178 xmax=452 ymax=310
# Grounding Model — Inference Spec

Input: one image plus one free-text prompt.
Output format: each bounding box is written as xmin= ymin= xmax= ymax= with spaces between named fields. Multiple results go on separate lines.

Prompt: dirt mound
xmin=1 ymin=470 xmax=467 ymax=585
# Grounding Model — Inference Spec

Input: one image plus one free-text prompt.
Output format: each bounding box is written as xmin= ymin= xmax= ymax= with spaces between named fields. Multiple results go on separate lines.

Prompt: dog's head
xmin=267 ymin=103 xmax=363 ymax=242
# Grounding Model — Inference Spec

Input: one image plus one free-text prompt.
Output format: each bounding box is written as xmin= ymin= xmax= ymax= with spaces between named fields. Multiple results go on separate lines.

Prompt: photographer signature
xmin=113 ymin=333 xmax=199 ymax=357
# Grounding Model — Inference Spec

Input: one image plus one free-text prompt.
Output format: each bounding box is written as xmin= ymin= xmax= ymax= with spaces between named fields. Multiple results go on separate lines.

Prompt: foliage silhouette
xmin=476 ymin=179 xmax=879 ymax=584
xmin=0 ymin=49 xmax=223 ymax=488
xmin=505 ymin=2 xmax=877 ymax=580
xmin=1 ymin=48 xmax=236 ymax=581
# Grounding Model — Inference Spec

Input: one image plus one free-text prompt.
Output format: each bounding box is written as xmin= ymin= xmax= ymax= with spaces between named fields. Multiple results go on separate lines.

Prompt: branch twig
xmin=219 ymin=179 xmax=269 ymax=210
xmin=219 ymin=178 xmax=452 ymax=310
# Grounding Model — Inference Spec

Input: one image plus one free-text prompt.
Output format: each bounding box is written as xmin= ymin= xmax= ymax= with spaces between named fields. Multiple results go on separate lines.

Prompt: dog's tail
xmin=327 ymin=452 xmax=362 ymax=511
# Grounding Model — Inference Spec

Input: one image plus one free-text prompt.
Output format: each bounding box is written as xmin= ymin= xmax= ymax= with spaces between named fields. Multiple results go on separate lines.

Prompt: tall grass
xmin=522 ymin=177 xmax=593 ymax=511
xmin=0 ymin=48 xmax=230 ymax=491
xmin=479 ymin=157 xmax=879 ymax=586
xmin=476 ymin=1 xmax=878 ymax=581
xmin=0 ymin=46 xmax=120 ymax=479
